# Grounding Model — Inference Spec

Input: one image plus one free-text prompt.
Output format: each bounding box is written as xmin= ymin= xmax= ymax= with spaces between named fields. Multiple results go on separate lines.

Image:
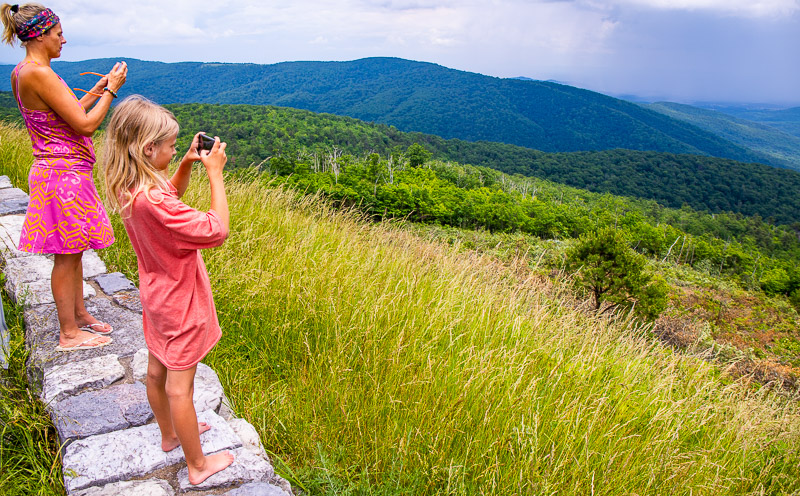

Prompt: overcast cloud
xmin=1 ymin=0 xmax=798 ymax=105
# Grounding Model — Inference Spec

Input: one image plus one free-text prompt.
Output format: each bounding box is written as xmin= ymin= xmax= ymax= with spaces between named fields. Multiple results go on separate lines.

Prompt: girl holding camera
xmin=104 ymin=95 xmax=233 ymax=484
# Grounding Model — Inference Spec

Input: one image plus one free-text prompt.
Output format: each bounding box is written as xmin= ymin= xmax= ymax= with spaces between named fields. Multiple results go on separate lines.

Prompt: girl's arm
xmin=24 ymin=62 xmax=127 ymax=136
xmin=200 ymin=137 xmax=230 ymax=233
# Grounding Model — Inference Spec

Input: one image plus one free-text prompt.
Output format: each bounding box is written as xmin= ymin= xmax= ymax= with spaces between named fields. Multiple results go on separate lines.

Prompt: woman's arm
xmin=23 ymin=62 xmax=127 ymax=136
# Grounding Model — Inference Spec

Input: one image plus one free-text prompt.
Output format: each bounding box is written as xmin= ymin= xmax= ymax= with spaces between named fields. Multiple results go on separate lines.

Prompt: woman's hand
xmin=106 ymin=61 xmax=127 ymax=92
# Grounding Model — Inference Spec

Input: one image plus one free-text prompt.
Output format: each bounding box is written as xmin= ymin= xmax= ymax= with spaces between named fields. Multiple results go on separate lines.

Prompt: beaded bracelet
xmin=103 ymin=87 xmax=118 ymax=98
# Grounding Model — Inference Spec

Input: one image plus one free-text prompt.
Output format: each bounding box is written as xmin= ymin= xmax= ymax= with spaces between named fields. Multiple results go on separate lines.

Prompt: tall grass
xmin=0 ymin=287 xmax=66 ymax=495
xmin=2 ymin=122 xmax=799 ymax=494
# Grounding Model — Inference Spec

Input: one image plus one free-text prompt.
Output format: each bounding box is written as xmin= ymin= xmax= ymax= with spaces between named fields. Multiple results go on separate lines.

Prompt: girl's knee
xmin=164 ymin=381 xmax=194 ymax=402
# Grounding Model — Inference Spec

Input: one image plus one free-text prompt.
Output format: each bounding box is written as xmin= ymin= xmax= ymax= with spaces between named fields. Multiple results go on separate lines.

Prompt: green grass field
xmin=2 ymin=122 xmax=799 ymax=494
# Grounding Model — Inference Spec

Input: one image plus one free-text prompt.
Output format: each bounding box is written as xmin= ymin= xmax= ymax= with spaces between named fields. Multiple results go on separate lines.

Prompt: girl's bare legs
xmin=52 ymin=252 xmax=111 ymax=348
xmin=164 ymin=363 xmax=233 ymax=484
xmin=146 ymin=353 xmax=211 ymax=452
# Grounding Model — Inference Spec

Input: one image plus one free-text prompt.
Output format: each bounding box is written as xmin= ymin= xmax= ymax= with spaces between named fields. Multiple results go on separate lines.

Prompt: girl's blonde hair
xmin=104 ymin=95 xmax=179 ymax=216
xmin=1 ymin=3 xmax=46 ymax=46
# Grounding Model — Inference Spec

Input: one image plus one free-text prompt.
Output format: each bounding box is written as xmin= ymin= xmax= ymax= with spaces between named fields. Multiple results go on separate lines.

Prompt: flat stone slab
xmin=224 ymin=482 xmax=292 ymax=496
xmin=63 ymin=410 xmax=243 ymax=492
xmin=112 ymin=290 xmax=143 ymax=313
xmin=0 ymin=175 xmax=12 ymax=189
xmin=25 ymin=298 xmax=146 ymax=375
xmin=132 ymin=349 xmax=224 ymax=414
xmin=51 ymin=382 xmax=152 ymax=443
xmin=177 ymin=447 xmax=274 ymax=492
xmin=42 ymin=354 xmax=125 ymax=404
xmin=72 ymin=479 xmax=174 ymax=496
xmin=0 ymin=214 xmax=35 ymax=258
xmin=0 ymin=187 xmax=29 ymax=215
xmin=94 ymin=272 xmax=136 ymax=294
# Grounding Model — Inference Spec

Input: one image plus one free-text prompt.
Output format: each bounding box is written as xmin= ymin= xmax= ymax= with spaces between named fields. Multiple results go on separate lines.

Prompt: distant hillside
xmin=647 ymin=102 xmax=800 ymax=170
xmin=0 ymin=57 xmax=780 ymax=167
xmin=161 ymin=103 xmax=800 ymax=224
xmin=707 ymin=106 xmax=800 ymax=140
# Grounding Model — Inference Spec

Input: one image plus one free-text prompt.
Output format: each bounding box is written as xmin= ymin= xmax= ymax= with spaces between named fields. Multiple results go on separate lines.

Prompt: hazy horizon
xmin=1 ymin=1 xmax=798 ymax=107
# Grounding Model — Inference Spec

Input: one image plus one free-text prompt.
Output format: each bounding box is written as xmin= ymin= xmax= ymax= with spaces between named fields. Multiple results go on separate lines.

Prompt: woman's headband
xmin=15 ymin=8 xmax=60 ymax=41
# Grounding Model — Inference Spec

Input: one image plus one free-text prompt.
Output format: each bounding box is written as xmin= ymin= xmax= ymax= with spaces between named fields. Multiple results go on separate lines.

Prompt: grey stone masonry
xmin=0 ymin=176 xmax=293 ymax=495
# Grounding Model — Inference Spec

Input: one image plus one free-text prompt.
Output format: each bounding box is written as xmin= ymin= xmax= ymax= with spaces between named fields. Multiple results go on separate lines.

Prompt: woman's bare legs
xmin=51 ymin=252 xmax=111 ymax=348
xmin=147 ymin=354 xmax=232 ymax=484
xmin=146 ymin=353 xmax=211 ymax=452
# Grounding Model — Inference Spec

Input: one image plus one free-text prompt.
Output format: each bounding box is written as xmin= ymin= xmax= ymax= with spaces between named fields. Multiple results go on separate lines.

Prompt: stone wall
xmin=0 ymin=176 xmax=293 ymax=495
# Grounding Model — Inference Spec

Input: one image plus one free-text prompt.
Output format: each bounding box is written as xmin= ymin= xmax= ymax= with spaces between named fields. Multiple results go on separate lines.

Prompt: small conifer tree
xmin=567 ymin=227 xmax=668 ymax=321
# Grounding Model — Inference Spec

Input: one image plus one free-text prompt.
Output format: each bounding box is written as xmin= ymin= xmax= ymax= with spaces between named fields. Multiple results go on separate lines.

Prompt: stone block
xmin=228 ymin=419 xmax=267 ymax=459
xmin=72 ymin=478 xmax=174 ymax=496
xmin=42 ymin=354 xmax=125 ymax=403
xmin=0 ymin=175 xmax=12 ymax=189
xmin=51 ymin=383 xmax=151 ymax=443
xmin=195 ymin=362 xmax=224 ymax=413
xmin=0 ymin=214 xmax=35 ymax=258
xmin=223 ymin=482 xmax=291 ymax=496
xmin=25 ymin=298 xmax=146 ymax=376
xmin=5 ymin=255 xmax=96 ymax=306
xmin=112 ymin=289 xmax=143 ymax=313
xmin=177 ymin=447 xmax=274 ymax=492
xmin=63 ymin=410 xmax=242 ymax=492
xmin=0 ymin=187 xmax=29 ymax=215
xmin=94 ymin=272 xmax=136 ymax=295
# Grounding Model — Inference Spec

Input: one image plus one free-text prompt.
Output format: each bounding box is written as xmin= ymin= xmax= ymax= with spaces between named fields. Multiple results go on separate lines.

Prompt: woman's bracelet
xmin=103 ymin=87 xmax=118 ymax=98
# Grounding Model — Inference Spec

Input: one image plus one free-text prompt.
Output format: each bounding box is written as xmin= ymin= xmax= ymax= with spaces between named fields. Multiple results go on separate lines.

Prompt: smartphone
xmin=199 ymin=133 xmax=216 ymax=151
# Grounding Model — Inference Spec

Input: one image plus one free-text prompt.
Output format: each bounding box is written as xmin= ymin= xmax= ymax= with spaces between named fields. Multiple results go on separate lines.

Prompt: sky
xmin=2 ymin=0 xmax=799 ymax=106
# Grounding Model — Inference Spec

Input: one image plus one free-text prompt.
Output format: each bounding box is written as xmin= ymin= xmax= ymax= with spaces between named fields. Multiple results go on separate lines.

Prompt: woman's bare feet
xmin=161 ymin=422 xmax=212 ymax=452
xmin=188 ymin=450 xmax=235 ymax=485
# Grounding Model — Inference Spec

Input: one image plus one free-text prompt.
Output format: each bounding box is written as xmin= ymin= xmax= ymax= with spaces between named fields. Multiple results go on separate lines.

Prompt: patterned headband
xmin=16 ymin=8 xmax=60 ymax=41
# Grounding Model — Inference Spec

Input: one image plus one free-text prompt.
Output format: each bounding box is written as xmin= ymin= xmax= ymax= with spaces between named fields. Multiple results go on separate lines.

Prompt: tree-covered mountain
xmin=707 ymin=106 xmax=800 ymax=139
xmin=0 ymin=57 xmax=781 ymax=167
xmin=646 ymin=102 xmax=800 ymax=171
xmin=3 ymin=92 xmax=799 ymax=224
xmin=161 ymin=103 xmax=800 ymax=224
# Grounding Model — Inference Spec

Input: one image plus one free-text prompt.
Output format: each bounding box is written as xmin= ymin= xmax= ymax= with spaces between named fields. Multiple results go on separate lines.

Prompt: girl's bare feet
xmin=188 ymin=450 xmax=235 ymax=485
xmin=161 ymin=422 xmax=212 ymax=452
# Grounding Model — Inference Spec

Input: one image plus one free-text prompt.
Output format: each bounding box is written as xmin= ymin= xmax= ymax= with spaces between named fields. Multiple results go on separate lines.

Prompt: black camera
xmin=199 ymin=133 xmax=216 ymax=151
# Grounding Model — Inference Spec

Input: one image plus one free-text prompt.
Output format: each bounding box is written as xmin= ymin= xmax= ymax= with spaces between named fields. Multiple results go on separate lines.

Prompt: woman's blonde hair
xmin=1 ymin=3 xmax=46 ymax=46
xmin=104 ymin=95 xmax=179 ymax=216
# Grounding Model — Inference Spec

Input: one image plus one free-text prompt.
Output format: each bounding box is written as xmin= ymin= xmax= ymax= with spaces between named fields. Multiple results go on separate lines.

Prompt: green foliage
xmin=647 ymin=101 xmax=800 ymax=171
xmin=0 ymin=291 xmax=65 ymax=495
xmin=566 ymin=228 xmax=668 ymax=320
xmin=405 ymin=143 xmax=431 ymax=167
xmin=156 ymin=101 xmax=800 ymax=224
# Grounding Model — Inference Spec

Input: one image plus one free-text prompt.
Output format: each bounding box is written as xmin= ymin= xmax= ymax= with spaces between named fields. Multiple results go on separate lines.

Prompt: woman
xmin=1 ymin=3 xmax=127 ymax=351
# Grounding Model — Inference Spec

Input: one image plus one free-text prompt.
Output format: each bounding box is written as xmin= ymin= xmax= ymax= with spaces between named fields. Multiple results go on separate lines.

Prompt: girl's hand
xmin=183 ymin=132 xmax=205 ymax=163
xmin=200 ymin=136 xmax=227 ymax=176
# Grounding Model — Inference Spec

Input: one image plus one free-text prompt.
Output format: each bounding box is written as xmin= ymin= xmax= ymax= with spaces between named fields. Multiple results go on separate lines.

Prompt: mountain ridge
xmin=0 ymin=57 xmax=782 ymax=167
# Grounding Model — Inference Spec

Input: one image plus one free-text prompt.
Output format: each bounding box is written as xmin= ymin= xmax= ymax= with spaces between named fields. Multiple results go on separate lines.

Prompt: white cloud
xmin=609 ymin=0 xmax=800 ymax=17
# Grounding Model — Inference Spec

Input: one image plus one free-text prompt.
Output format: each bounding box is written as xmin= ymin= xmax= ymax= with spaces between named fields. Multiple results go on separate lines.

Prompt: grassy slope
xmin=647 ymin=102 xmax=800 ymax=171
xmin=3 ymin=122 xmax=799 ymax=494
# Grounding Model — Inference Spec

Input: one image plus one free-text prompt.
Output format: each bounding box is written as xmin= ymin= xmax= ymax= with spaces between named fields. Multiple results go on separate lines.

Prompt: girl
xmin=104 ymin=95 xmax=234 ymax=484
xmin=1 ymin=2 xmax=127 ymax=351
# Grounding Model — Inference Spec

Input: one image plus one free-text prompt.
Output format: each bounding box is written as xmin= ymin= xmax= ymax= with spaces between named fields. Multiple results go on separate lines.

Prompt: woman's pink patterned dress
xmin=13 ymin=61 xmax=114 ymax=254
